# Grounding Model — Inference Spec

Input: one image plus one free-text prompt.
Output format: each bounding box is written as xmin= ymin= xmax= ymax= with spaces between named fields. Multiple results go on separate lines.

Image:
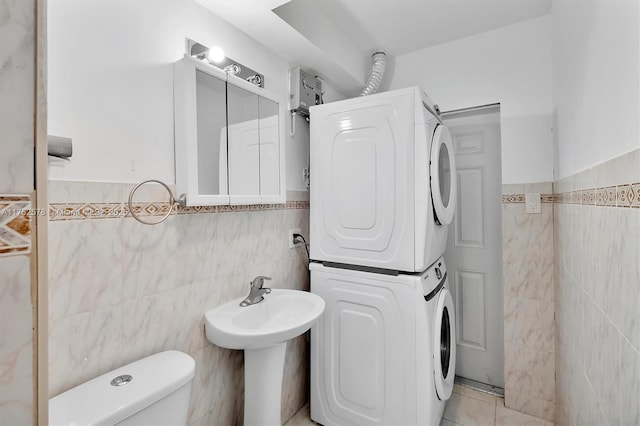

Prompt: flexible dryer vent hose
xmin=359 ymin=50 xmax=387 ymax=96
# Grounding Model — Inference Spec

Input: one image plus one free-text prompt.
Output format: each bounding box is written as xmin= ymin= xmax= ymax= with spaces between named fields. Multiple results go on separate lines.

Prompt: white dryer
xmin=310 ymin=257 xmax=456 ymax=426
xmin=309 ymin=87 xmax=457 ymax=272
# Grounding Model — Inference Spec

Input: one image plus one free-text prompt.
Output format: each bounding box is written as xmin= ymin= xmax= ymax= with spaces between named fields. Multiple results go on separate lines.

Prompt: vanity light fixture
xmin=223 ymin=64 xmax=241 ymax=75
xmin=185 ymin=38 xmax=265 ymax=88
xmin=208 ymin=46 xmax=225 ymax=63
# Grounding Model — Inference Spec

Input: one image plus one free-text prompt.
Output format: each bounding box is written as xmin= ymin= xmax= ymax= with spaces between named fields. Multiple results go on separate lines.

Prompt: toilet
xmin=49 ymin=350 xmax=196 ymax=426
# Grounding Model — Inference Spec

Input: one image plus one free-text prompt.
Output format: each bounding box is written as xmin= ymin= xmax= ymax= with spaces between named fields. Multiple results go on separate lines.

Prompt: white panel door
xmin=443 ymin=107 xmax=504 ymax=388
xmin=310 ymin=94 xmax=415 ymax=271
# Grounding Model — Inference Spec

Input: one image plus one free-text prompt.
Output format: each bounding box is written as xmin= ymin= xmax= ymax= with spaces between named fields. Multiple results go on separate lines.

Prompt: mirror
xmin=226 ymin=81 xmax=260 ymax=198
xmin=195 ymin=70 xmax=227 ymax=196
xmin=258 ymin=97 xmax=280 ymax=197
xmin=175 ymin=56 xmax=285 ymax=206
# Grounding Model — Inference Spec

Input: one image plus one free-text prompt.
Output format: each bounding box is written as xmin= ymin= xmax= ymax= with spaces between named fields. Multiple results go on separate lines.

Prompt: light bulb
xmin=207 ymin=46 xmax=225 ymax=63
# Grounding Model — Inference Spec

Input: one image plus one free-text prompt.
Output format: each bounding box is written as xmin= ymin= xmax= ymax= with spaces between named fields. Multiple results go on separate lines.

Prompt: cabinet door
xmin=174 ymin=58 xmax=230 ymax=206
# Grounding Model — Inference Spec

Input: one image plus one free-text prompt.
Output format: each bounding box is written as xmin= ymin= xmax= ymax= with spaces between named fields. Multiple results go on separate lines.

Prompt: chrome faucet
xmin=239 ymin=276 xmax=272 ymax=307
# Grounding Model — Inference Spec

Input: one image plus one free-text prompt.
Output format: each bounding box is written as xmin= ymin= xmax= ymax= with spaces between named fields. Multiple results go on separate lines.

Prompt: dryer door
xmin=433 ymin=286 xmax=456 ymax=400
xmin=430 ymin=125 xmax=457 ymax=226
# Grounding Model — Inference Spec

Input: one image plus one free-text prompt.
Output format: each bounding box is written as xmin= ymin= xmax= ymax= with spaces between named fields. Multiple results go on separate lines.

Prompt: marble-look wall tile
xmin=583 ymin=295 xmax=621 ymax=426
xmin=48 ymin=219 xmax=125 ymax=321
xmin=0 ymin=0 xmax=36 ymax=422
xmin=188 ymin=344 xmax=244 ymax=425
xmin=501 ymin=393 xmax=555 ymax=424
xmin=554 ymin=149 xmax=640 ymax=426
xmin=48 ymin=182 xmax=310 ymax=424
xmin=504 ymin=342 xmax=555 ymax=402
xmin=504 ymin=296 xmax=554 ymax=353
xmin=553 ymin=340 xmax=572 ymax=426
xmin=620 ymin=339 xmax=640 ymax=426
xmin=495 ymin=399 xmax=553 ymax=426
xmin=593 ymin=148 xmax=640 ymax=190
xmin=582 ymin=206 xmax=606 ymax=306
xmin=502 ymin=202 xmax=554 ymax=301
xmin=0 ymin=0 xmax=35 ymax=193
xmin=119 ymin=217 xmax=180 ymax=300
xmin=607 ymin=208 xmax=640 ymax=350
xmin=574 ymin=371 xmax=608 ymax=426
xmin=281 ymin=336 xmax=309 ymax=422
xmin=48 ymin=305 xmax=124 ymax=396
xmin=502 ymin=184 xmax=555 ymax=421
xmin=0 ymin=255 xmax=33 ymax=424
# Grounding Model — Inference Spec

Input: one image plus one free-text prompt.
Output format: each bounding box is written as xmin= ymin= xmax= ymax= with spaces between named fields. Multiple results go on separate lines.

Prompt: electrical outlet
xmin=525 ymin=193 xmax=541 ymax=214
xmin=288 ymin=228 xmax=302 ymax=249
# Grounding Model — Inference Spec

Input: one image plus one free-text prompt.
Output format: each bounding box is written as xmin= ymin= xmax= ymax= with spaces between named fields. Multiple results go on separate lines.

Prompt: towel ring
xmin=127 ymin=180 xmax=186 ymax=225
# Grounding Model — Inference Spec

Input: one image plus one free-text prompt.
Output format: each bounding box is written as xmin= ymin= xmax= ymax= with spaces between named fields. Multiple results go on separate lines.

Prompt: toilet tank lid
xmin=49 ymin=350 xmax=195 ymax=426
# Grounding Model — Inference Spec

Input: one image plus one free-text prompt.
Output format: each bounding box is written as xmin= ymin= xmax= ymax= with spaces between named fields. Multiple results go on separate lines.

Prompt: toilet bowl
xmin=49 ymin=350 xmax=196 ymax=426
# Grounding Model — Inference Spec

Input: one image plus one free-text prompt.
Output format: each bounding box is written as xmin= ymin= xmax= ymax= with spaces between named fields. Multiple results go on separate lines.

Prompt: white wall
xmin=552 ymin=0 xmax=640 ymax=179
xmin=48 ymin=0 xmax=312 ymax=192
xmin=389 ymin=16 xmax=554 ymax=184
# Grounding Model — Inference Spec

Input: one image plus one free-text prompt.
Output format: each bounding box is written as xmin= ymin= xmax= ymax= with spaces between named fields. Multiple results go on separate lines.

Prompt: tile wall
xmin=48 ymin=181 xmax=311 ymax=425
xmin=501 ymin=183 xmax=555 ymax=422
xmin=554 ymin=149 xmax=640 ymax=426
xmin=0 ymin=0 xmax=36 ymax=424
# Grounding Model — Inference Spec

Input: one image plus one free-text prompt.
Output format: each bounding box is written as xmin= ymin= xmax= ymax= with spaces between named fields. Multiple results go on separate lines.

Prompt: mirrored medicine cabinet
xmin=174 ymin=55 xmax=285 ymax=206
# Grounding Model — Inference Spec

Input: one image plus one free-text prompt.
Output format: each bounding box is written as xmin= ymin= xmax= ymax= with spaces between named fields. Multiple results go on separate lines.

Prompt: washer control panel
xmin=421 ymin=257 xmax=447 ymax=298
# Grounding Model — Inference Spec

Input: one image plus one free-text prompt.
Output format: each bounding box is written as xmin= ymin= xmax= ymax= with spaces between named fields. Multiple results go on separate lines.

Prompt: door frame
xmin=441 ymin=103 xmax=504 ymax=393
xmin=35 ymin=1 xmax=49 ymax=423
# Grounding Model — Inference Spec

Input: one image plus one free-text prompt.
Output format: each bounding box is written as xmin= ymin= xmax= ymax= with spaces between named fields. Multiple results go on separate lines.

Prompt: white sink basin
xmin=204 ymin=289 xmax=325 ymax=426
xmin=204 ymin=289 xmax=325 ymax=350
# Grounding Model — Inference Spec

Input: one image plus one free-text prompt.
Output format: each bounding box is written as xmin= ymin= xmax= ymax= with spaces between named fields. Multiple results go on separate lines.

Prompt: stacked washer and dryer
xmin=309 ymin=86 xmax=458 ymax=426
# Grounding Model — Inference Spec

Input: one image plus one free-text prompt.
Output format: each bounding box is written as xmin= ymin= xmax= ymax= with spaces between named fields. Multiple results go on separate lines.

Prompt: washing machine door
xmin=433 ymin=286 xmax=456 ymax=400
xmin=430 ymin=125 xmax=457 ymax=226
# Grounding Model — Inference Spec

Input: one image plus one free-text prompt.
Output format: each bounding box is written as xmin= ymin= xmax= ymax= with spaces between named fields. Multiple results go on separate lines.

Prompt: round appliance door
xmin=433 ymin=286 xmax=456 ymax=400
xmin=430 ymin=125 xmax=457 ymax=225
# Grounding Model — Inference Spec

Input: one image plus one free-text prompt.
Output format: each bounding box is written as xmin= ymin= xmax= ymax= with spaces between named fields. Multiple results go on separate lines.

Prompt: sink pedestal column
xmin=244 ymin=342 xmax=287 ymax=426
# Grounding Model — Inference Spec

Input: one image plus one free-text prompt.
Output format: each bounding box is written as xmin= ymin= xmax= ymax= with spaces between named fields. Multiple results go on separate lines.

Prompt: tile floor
xmin=284 ymin=384 xmax=553 ymax=426
xmin=443 ymin=385 xmax=553 ymax=426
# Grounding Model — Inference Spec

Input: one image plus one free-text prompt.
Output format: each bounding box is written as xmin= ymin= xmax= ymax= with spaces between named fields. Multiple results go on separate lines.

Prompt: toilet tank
xmin=49 ymin=350 xmax=196 ymax=426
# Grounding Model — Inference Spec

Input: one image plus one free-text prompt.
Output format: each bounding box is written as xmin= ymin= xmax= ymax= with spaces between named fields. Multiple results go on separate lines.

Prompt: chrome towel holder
xmin=127 ymin=179 xmax=186 ymax=225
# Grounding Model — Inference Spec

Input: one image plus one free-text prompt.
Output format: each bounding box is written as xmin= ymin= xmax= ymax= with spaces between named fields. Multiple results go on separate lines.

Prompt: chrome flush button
xmin=110 ymin=374 xmax=133 ymax=386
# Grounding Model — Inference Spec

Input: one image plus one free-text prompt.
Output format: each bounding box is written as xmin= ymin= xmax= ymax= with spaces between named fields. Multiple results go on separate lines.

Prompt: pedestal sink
xmin=204 ymin=289 xmax=325 ymax=426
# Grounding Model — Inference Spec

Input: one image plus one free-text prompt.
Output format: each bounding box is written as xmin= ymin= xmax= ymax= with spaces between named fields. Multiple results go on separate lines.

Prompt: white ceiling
xmin=312 ymin=0 xmax=552 ymax=56
xmin=195 ymin=0 xmax=552 ymax=95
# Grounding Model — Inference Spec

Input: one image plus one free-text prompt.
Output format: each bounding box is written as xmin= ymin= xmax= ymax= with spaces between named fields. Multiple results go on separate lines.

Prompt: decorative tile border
xmin=46 ymin=181 xmax=639 ymax=221
xmin=502 ymin=182 xmax=640 ymax=208
xmin=0 ymin=195 xmax=32 ymax=256
xmin=501 ymin=194 xmax=555 ymax=204
xmin=49 ymin=200 xmax=310 ymax=221
xmin=554 ymin=182 xmax=640 ymax=208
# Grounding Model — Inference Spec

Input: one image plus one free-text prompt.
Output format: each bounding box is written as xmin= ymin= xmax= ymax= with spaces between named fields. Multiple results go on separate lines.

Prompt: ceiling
xmin=195 ymin=0 xmax=552 ymax=95
xmin=311 ymin=0 xmax=552 ymax=56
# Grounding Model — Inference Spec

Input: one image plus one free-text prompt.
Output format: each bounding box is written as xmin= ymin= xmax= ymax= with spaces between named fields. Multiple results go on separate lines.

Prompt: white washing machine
xmin=309 ymin=87 xmax=457 ymax=273
xmin=310 ymin=258 xmax=456 ymax=426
